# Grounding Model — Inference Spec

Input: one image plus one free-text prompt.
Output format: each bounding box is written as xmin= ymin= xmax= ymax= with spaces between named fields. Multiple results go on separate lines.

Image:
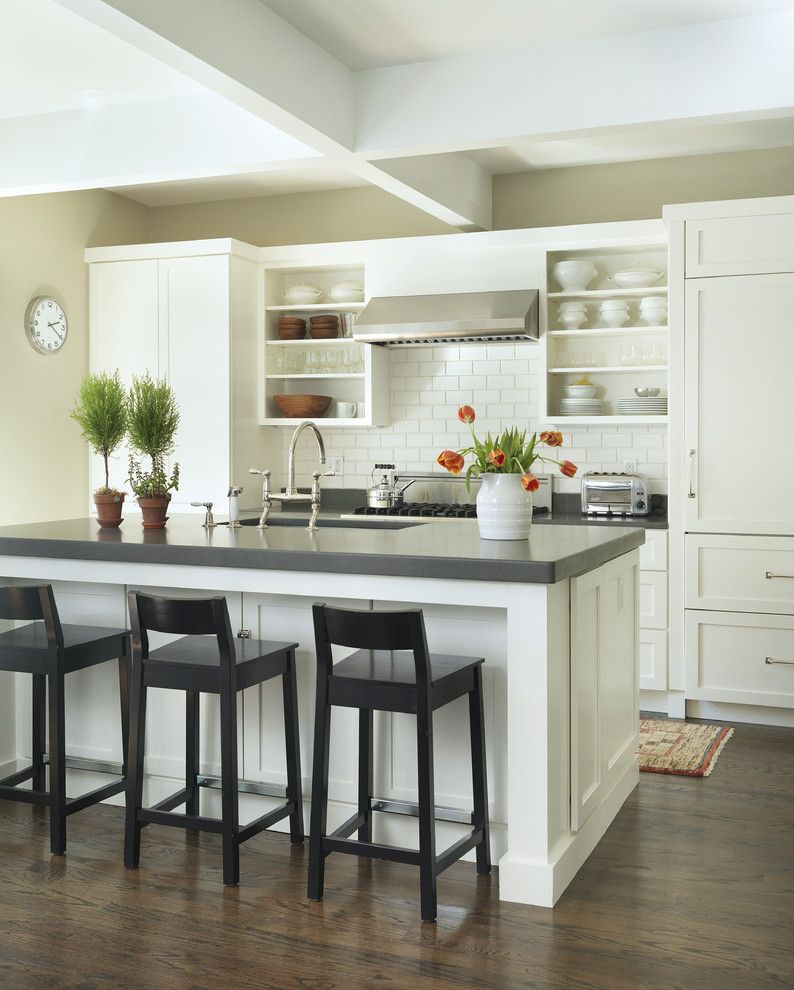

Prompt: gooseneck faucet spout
xmin=286 ymin=421 xmax=326 ymax=496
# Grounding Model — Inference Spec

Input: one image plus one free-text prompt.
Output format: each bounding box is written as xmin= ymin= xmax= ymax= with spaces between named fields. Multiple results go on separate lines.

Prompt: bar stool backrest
xmin=0 ymin=585 xmax=63 ymax=647
xmin=312 ymin=603 xmax=432 ymax=686
xmin=127 ymin=592 xmax=235 ymax=663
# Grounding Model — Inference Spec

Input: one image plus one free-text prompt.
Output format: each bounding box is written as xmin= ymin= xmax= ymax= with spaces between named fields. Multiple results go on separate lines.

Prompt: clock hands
xmin=48 ymin=321 xmax=65 ymax=341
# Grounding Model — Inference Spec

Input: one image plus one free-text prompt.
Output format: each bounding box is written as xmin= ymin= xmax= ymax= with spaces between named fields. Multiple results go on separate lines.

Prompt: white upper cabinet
xmin=684 ymin=272 xmax=794 ymax=535
xmin=686 ymin=214 xmax=794 ymax=278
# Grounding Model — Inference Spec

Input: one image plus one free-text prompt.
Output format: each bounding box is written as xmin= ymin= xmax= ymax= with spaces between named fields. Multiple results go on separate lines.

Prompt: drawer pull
xmin=765 ymin=571 xmax=794 ymax=580
xmin=764 ymin=656 xmax=794 ymax=666
xmin=688 ymin=449 xmax=696 ymax=499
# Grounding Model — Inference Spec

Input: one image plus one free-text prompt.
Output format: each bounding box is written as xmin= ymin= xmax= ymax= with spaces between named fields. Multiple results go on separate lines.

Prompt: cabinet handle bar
xmin=764 ymin=656 xmax=794 ymax=666
xmin=688 ymin=449 xmax=696 ymax=499
xmin=765 ymin=571 xmax=794 ymax=580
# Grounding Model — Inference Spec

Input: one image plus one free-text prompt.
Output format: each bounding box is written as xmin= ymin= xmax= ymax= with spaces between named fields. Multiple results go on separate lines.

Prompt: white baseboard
xmin=685 ymin=700 xmax=794 ymax=727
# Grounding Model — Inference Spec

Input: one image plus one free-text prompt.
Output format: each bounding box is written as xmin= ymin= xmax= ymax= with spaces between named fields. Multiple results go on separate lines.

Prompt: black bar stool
xmin=0 ymin=585 xmax=130 ymax=855
xmin=308 ymin=603 xmax=491 ymax=922
xmin=125 ymin=592 xmax=304 ymax=885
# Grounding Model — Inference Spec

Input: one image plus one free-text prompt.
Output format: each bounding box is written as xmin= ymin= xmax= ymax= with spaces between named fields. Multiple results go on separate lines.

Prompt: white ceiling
xmin=113 ymin=162 xmax=367 ymax=207
xmin=0 ymin=0 xmax=204 ymax=120
xmin=262 ymin=0 xmax=794 ymax=70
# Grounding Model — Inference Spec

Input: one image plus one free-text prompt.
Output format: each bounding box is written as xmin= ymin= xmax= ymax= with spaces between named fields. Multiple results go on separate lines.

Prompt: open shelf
xmin=549 ymin=365 xmax=667 ymax=374
xmin=548 ymin=286 xmax=667 ymax=300
xmin=266 ymin=302 xmax=365 ymax=313
xmin=265 ymin=373 xmax=365 ymax=380
xmin=261 ymin=417 xmax=364 ymax=427
xmin=548 ymin=325 xmax=667 ymax=337
xmin=266 ymin=337 xmax=357 ymax=346
xmin=545 ymin=415 xmax=669 ymax=425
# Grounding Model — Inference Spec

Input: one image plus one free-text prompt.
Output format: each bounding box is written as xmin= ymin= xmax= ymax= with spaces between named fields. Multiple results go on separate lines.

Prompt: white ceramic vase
xmin=476 ymin=473 xmax=533 ymax=540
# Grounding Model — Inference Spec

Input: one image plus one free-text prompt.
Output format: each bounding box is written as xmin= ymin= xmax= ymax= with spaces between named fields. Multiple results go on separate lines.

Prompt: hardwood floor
xmin=0 ymin=720 xmax=792 ymax=990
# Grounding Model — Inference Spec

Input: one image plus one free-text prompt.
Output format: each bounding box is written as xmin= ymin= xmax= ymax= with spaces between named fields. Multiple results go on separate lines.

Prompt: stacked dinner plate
xmin=616 ymin=395 xmax=668 ymax=416
xmin=560 ymin=397 xmax=604 ymax=416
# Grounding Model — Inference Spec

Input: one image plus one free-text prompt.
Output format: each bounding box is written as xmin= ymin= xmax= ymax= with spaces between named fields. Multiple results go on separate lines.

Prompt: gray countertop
xmin=0 ymin=514 xmax=644 ymax=584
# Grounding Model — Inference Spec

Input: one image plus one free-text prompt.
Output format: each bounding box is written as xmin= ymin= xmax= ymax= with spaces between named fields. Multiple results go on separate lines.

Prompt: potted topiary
xmin=126 ymin=373 xmax=181 ymax=529
xmin=70 ymin=371 xmax=128 ymax=528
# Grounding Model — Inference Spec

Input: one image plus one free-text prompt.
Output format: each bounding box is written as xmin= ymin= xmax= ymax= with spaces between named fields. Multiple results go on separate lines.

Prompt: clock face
xmin=26 ymin=296 xmax=68 ymax=354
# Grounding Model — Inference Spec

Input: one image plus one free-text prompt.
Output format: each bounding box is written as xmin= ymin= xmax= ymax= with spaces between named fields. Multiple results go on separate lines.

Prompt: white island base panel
xmin=0 ymin=552 xmax=640 ymax=908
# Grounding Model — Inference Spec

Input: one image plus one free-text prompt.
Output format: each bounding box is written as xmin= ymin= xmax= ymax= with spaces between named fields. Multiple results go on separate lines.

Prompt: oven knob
xmin=635 ymin=500 xmax=645 ymax=511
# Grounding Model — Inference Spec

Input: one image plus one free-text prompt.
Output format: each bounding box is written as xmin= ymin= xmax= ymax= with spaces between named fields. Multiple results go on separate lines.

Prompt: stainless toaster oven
xmin=581 ymin=472 xmax=650 ymax=516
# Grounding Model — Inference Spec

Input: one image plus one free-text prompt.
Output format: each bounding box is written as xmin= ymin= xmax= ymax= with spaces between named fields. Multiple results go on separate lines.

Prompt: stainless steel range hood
xmin=352 ymin=289 xmax=538 ymax=346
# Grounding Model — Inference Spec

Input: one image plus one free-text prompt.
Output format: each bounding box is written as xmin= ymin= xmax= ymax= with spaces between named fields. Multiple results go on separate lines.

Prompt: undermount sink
xmin=235 ymin=516 xmax=423 ymax=531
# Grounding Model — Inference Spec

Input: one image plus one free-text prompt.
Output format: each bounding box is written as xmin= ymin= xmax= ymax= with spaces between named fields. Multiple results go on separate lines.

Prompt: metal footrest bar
xmin=434 ymin=827 xmax=484 ymax=876
xmin=371 ymin=798 xmax=474 ymax=826
xmin=196 ymin=775 xmax=286 ymax=799
xmin=322 ymin=835 xmax=422 ymax=866
xmin=65 ymin=779 xmax=126 ymax=817
xmin=43 ymin=755 xmax=124 ymax=776
xmin=236 ymin=801 xmax=294 ymax=846
xmin=137 ymin=808 xmax=224 ymax=834
xmin=0 ymin=765 xmax=35 ymax=788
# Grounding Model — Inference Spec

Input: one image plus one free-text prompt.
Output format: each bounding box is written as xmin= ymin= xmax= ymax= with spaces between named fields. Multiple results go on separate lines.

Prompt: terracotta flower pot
xmin=94 ymin=492 xmax=125 ymax=529
xmin=137 ymin=495 xmax=170 ymax=530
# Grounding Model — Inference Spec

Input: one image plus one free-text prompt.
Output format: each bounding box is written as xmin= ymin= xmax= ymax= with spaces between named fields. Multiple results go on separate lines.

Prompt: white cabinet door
xmin=686 ymin=214 xmax=794 ymax=277
xmin=88 ymin=260 xmax=159 ymax=496
xmin=158 ymin=256 xmax=231 ymax=512
xmin=684 ymin=274 xmax=794 ymax=534
xmin=639 ymin=629 xmax=668 ymax=691
xmin=639 ymin=571 xmax=668 ymax=630
xmin=570 ymin=552 xmax=639 ymax=832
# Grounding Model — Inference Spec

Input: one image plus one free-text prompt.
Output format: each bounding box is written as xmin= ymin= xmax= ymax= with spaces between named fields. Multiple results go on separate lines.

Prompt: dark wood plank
xmin=0 ymin=719 xmax=792 ymax=989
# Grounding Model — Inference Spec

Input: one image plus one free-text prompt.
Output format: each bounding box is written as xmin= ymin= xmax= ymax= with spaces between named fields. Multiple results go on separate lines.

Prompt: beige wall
xmin=149 ymin=185 xmax=453 ymax=245
xmin=493 ymin=146 xmax=794 ymax=229
xmin=0 ymin=190 xmax=149 ymax=526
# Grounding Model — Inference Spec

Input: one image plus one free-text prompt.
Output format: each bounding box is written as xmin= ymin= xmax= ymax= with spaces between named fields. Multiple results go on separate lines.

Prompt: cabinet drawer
xmin=639 ymin=629 xmax=667 ymax=691
xmin=686 ymin=534 xmax=794 ymax=614
xmin=639 ymin=530 xmax=668 ymax=572
xmin=686 ymin=214 xmax=794 ymax=277
xmin=685 ymin=610 xmax=794 ymax=708
xmin=640 ymin=571 xmax=667 ymax=630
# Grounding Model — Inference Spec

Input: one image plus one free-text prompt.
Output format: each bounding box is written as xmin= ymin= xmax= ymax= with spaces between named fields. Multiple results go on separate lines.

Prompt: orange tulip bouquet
xmin=437 ymin=405 xmax=578 ymax=492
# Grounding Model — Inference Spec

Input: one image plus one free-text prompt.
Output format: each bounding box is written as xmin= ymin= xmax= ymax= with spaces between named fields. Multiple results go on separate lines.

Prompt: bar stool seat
xmin=146 ymin=637 xmax=297 ymax=692
xmin=308 ymin=604 xmax=491 ymax=922
xmin=329 ymin=649 xmax=483 ymax=713
xmin=0 ymin=623 xmax=130 ymax=674
xmin=0 ymin=585 xmax=130 ymax=856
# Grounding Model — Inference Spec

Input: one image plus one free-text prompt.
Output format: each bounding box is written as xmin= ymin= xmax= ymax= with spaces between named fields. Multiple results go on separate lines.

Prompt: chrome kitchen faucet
xmin=250 ymin=421 xmax=335 ymax=531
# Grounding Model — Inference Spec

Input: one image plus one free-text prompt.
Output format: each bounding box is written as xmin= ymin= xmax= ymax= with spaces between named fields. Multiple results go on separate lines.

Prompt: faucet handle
xmin=190 ymin=501 xmax=215 ymax=528
xmin=248 ymin=467 xmax=270 ymax=476
xmin=228 ymin=485 xmax=244 ymax=496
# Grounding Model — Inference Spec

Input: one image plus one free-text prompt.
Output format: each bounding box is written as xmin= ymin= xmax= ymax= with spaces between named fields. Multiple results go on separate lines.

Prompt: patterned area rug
xmin=638 ymin=719 xmax=734 ymax=777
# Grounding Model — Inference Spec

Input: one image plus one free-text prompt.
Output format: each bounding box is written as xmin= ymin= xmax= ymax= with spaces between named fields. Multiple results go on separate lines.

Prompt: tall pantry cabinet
xmin=666 ymin=196 xmax=794 ymax=717
xmin=85 ymin=239 xmax=272 ymax=514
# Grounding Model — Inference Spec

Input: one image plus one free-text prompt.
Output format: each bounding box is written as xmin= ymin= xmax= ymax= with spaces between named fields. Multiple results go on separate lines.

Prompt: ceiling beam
xmin=53 ymin=0 xmax=492 ymax=229
xmin=353 ymin=11 xmax=794 ymax=158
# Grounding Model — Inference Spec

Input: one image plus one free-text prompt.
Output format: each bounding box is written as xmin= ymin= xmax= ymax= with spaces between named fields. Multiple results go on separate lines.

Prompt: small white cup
xmin=337 ymin=401 xmax=357 ymax=418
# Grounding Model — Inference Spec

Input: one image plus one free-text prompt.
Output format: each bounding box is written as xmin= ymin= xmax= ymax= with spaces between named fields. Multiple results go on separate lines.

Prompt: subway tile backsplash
xmin=282 ymin=343 xmax=668 ymax=495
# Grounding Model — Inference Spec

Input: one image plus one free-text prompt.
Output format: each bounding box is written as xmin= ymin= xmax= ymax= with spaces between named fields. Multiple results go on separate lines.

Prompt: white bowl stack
xmin=560 ymin=383 xmax=602 ymax=416
xmin=557 ymin=300 xmax=588 ymax=329
xmin=599 ymin=299 xmax=630 ymax=327
xmin=638 ymin=295 xmax=668 ymax=325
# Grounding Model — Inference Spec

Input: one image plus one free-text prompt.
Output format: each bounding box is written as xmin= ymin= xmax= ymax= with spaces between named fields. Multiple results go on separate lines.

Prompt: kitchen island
xmin=0 ymin=515 xmax=643 ymax=908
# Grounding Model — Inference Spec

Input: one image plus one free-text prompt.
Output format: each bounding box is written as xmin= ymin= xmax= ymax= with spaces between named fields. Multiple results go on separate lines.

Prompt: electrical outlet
xmin=624 ymin=459 xmax=637 ymax=474
xmin=329 ymin=455 xmax=344 ymax=476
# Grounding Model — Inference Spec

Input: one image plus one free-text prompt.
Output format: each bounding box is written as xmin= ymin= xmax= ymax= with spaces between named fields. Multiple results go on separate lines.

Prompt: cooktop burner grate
xmin=352 ymin=502 xmax=549 ymax=519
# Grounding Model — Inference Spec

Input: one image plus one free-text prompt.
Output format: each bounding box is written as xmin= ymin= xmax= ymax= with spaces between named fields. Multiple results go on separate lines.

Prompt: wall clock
xmin=25 ymin=296 xmax=68 ymax=354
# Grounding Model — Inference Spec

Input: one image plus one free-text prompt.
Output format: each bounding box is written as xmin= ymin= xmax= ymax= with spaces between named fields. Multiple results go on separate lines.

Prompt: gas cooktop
xmin=350 ymin=502 xmax=550 ymax=520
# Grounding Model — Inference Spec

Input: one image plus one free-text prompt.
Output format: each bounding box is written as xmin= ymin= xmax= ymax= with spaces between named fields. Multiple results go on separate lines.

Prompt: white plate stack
xmin=560 ymin=397 xmax=604 ymax=416
xmin=616 ymin=396 xmax=668 ymax=415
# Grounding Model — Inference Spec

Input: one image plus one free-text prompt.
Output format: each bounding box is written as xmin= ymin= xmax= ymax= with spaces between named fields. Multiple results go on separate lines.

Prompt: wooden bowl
xmin=309 ymin=314 xmax=339 ymax=325
xmin=278 ymin=324 xmax=306 ymax=340
xmin=273 ymin=394 xmax=332 ymax=418
xmin=308 ymin=325 xmax=339 ymax=339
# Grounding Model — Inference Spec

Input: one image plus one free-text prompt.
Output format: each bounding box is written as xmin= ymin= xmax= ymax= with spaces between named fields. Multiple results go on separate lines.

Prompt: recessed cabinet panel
xmin=639 ymin=571 xmax=667 ymax=629
xmin=639 ymin=629 xmax=668 ymax=691
xmin=686 ymin=534 xmax=794 ymax=615
xmin=570 ymin=568 xmax=602 ymax=831
xmin=686 ymin=214 xmax=794 ymax=277
xmin=685 ymin=609 xmax=794 ymax=708
xmin=684 ymin=274 xmax=794 ymax=535
xmin=638 ymin=530 xmax=668 ymax=572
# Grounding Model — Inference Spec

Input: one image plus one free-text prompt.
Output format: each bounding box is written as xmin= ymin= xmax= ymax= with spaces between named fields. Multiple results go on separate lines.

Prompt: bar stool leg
xmin=118 ymin=638 xmax=131 ymax=777
xmin=124 ymin=658 xmax=147 ymax=869
xmin=416 ymin=702 xmax=437 ymax=922
xmin=469 ymin=666 xmax=491 ymax=875
xmin=185 ymin=690 xmax=200 ymax=819
xmin=282 ymin=649 xmax=304 ymax=844
xmin=219 ymin=677 xmax=239 ymax=886
xmin=31 ymin=674 xmax=47 ymax=792
xmin=47 ymin=658 xmax=67 ymax=855
xmin=358 ymin=709 xmax=374 ymax=842
xmin=307 ymin=674 xmax=331 ymax=901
